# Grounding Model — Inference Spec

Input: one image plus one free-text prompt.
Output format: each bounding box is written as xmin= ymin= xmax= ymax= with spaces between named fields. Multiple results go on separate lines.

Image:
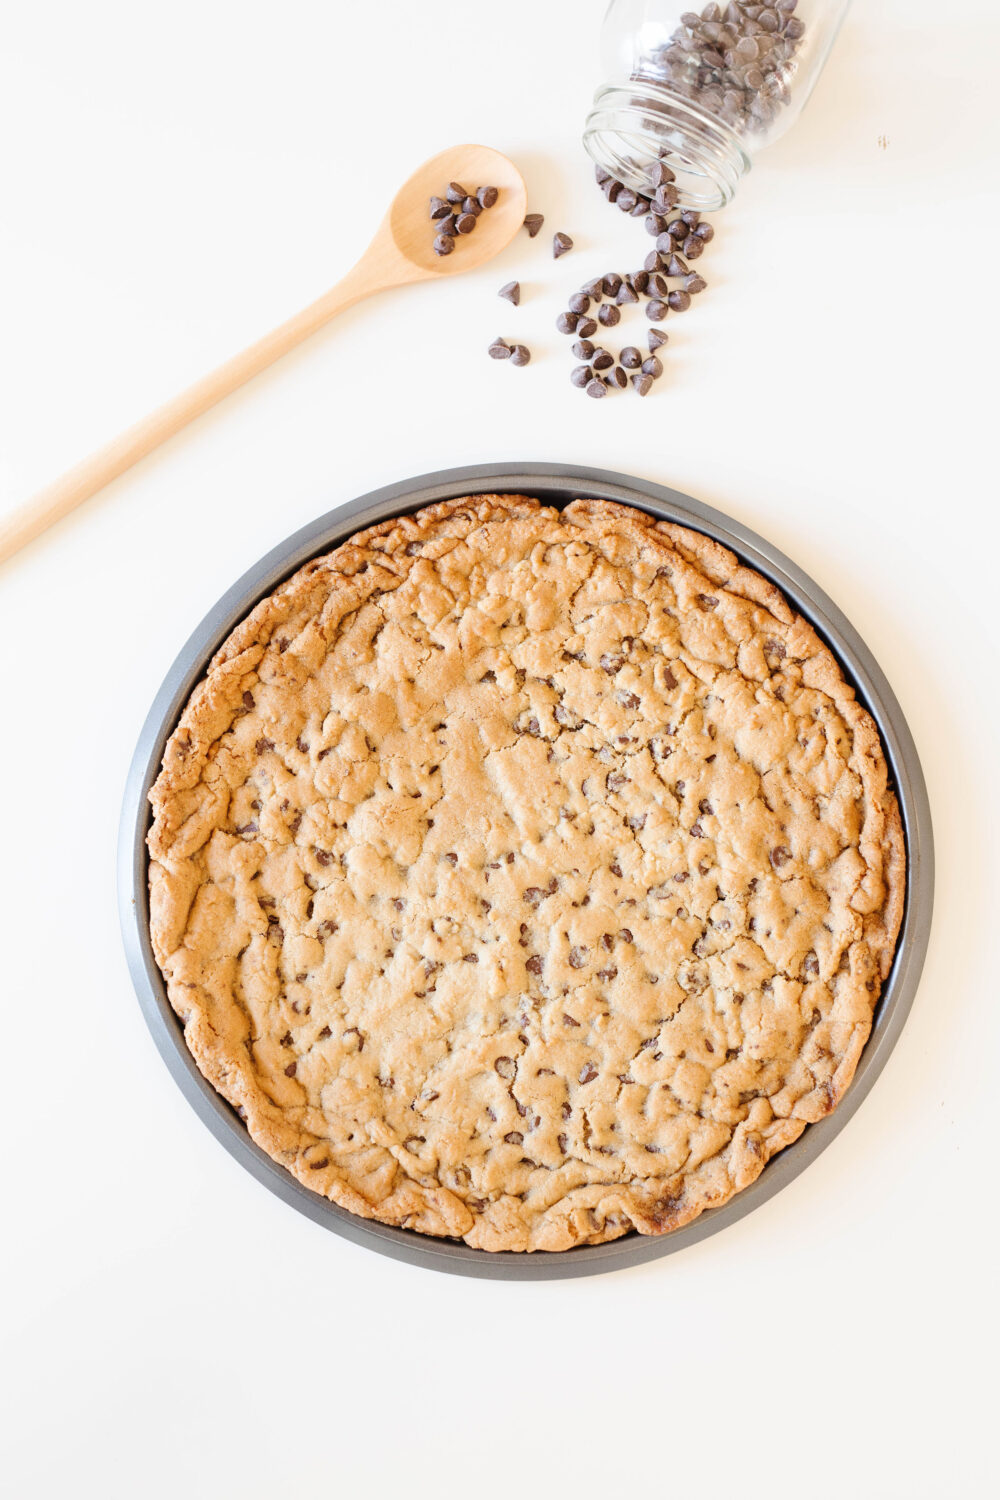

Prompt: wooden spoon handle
xmin=0 ymin=261 xmax=374 ymax=566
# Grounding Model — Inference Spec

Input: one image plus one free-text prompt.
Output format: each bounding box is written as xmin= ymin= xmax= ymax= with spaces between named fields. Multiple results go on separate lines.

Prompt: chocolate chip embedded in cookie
xmin=148 ymin=495 xmax=905 ymax=1253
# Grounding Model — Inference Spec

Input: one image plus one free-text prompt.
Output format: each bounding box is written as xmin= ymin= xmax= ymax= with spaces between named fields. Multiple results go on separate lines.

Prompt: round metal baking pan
xmin=119 ymin=463 xmax=933 ymax=1279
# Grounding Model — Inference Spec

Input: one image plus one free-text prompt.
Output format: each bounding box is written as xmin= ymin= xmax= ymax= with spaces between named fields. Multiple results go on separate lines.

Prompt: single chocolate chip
xmin=446 ymin=181 xmax=467 ymax=204
xmin=568 ymin=292 xmax=591 ymax=315
xmin=616 ymin=282 xmax=639 ymax=306
xmin=685 ymin=273 xmax=707 ymax=294
xmin=488 ymin=337 xmax=511 ymax=359
xmin=617 ymin=187 xmax=637 ymax=213
xmin=642 ymin=355 xmax=664 ymax=378
xmin=456 ymin=213 xmax=477 ymax=234
xmin=649 ymin=161 xmax=677 ymax=187
xmin=576 ymin=317 xmax=598 ymax=338
xmin=429 ymin=196 xmax=449 ymax=219
xmin=645 ymin=214 xmax=667 ymax=238
xmin=477 ymin=185 xmax=499 ymax=208
xmin=649 ymin=272 xmax=668 ymax=295
xmin=620 ymin=345 xmax=642 ymax=369
xmin=666 ymin=254 xmax=689 ymax=277
xmin=632 ymin=269 xmax=650 ymax=294
xmin=437 ymin=213 xmax=458 ymax=237
xmin=695 ymin=221 xmax=715 ymax=242
xmin=683 ymin=236 xmax=704 ymax=259
xmin=653 ymin=184 xmax=680 ymax=212
xmin=499 ymin=280 xmax=520 ymax=305
xmin=681 ymin=209 xmax=701 ymax=228
xmin=598 ymin=303 xmax=621 ymax=327
xmin=556 ymin=310 xmax=580 ymax=334
xmin=608 ymin=366 xmax=628 ymax=389
xmin=523 ymin=212 xmax=544 ymax=237
xmin=603 ymin=178 xmax=622 ymax=203
xmin=644 ymin=250 xmax=663 ymax=273
xmin=648 ymin=328 xmax=668 ymax=351
xmin=603 ymin=272 xmax=622 ymax=298
xmin=509 ymin=344 xmax=531 ymax=366
xmin=462 ymin=197 xmax=482 ymax=216
xmin=655 ymin=232 xmax=675 ymax=255
xmin=572 ymin=339 xmax=596 ymax=360
xmin=582 ymin=277 xmax=605 ymax=301
xmin=668 ymin=219 xmax=688 ymax=241
xmin=433 ymin=234 xmax=455 ymax=256
xmin=586 ymin=378 xmax=607 ymax=399
xmin=630 ymin=196 xmax=649 ymax=217
xmin=571 ymin=364 xmax=593 ymax=388
xmin=553 ymin=232 xmax=574 ymax=258
xmin=633 ymin=373 xmax=653 ymax=396
xmin=667 ymin=289 xmax=692 ymax=311
xmin=646 ymin=299 xmax=668 ymax=321
xmin=592 ymin=349 xmax=614 ymax=371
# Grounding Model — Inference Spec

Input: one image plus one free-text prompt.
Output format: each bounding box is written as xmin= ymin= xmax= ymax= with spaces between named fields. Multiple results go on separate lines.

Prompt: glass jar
xmin=584 ymin=0 xmax=851 ymax=210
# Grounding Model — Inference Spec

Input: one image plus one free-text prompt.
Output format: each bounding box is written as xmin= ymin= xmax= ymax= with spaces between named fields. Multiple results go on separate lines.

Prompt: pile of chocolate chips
xmin=645 ymin=0 xmax=806 ymax=135
xmin=561 ymin=161 xmax=713 ymax=396
xmin=429 ymin=182 xmax=499 ymax=256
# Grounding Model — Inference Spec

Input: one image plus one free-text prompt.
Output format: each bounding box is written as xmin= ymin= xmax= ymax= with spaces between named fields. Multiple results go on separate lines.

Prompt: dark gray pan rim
xmin=118 ymin=463 xmax=934 ymax=1280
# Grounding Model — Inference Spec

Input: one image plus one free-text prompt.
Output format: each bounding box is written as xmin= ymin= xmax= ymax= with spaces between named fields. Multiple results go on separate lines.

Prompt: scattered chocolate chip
xmin=655 ymin=232 xmax=676 ymax=255
xmin=632 ymin=269 xmax=650 ymax=294
xmin=568 ymin=292 xmax=591 ymax=315
xmin=598 ymin=303 xmax=621 ymax=328
xmin=556 ymin=310 xmax=580 ymax=334
xmin=429 ymin=196 xmax=449 ymax=219
xmin=603 ymin=272 xmax=622 ymax=298
xmin=462 ymin=197 xmax=482 ymax=217
xmin=586 ymin=378 xmax=607 ymax=399
xmin=644 ymin=250 xmax=663 ymax=273
xmin=499 ymin=280 xmax=520 ymax=305
xmin=681 ymin=209 xmax=701 ymax=229
xmin=488 ymin=337 xmax=511 ymax=359
xmin=668 ymin=219 xmax=688 ymax=242
xmin=509 ymin=344 xmax=531 ymax=366
xmin=455 ymin=213 xmax=477 ymax=234
xmin=576 ymin=317 xmax=598 ymax=338
xmin=553 ymin=232 xmax=574 ymax=258
xmin=646 ymin=299 xmax=668 ymax=321
xmin=592 ymin=349 xmax=614 ymax=371
xmin=446 ymin=181 xmax=467 ymax=204
xmin=648 ymin=328 xmax=668 ymax=352
xmin=436 ymin=213 xmax=458 ymax=237
xmin=649 ymin=161 xmax=676 ymax=187
xmin=642 ymin=356 xmax=663 ymax=378
xmin=667 ymin=289 xmax=692 ymax=312
xmin=619 ymin=346 xmax=642 ymax=369
xmin=632 ymin=373 xmax=653 ymax=396
xmin=617 ymin=187 xmax=637 ymax=213
xmin=630 ymin=197 xmax=649 ymax=217
xmin=608 ymin=366 xmax=628 ymax=390
xmin=571 ymin=364 xmax=593 ymax=388
xmin=666 ymin=254 xmax=689 ymax=278
xmin=572 ymin=339 xmax=595 ymax=360
xmin=477 ymin=185 xmax=499 ymax=208
xmin=695 ymin=221 xmax=715 ymax=242
xmin=523 ymin=212 xmax=544 ymax=237
xmin=683 ymin=235 xmax=704 ymax=259
xmin=645 ymin=214 xmax=667 ymax=238
xmin=582 ymin=277 xmax=605 ymax=300
xmin=653 ymin=183 xmax=680 ymax=212
xmin=685 ymin=273 xmax=707 ymax=294
xmin=433 ymin=234 xmax=455 ymax=256
xmin=603 ymin=178 xmax=622 ymax=203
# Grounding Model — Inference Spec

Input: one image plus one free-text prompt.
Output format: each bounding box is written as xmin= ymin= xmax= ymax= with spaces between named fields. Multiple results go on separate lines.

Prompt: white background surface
xmin=2 ymin=2 xmax=998 ymax=1496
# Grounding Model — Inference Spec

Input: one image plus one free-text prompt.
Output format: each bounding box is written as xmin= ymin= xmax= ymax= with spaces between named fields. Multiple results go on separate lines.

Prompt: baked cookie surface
xmin=148 ymin=496 xmax=905 ymax=1252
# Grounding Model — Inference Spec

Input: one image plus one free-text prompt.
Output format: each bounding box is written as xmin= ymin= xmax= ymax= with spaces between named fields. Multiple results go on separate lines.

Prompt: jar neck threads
xmin=584 ymin=81 xmax=751 ymax=211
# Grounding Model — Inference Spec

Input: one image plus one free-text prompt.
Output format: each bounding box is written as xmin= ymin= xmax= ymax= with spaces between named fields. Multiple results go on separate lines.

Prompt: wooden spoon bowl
xmin=385 ymin=143 xmax=527 ymax=279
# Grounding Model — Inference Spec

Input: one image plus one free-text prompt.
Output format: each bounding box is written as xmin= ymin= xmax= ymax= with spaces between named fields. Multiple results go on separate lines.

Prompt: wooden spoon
xmin=0 ymin=144 xmax=527 ymax=565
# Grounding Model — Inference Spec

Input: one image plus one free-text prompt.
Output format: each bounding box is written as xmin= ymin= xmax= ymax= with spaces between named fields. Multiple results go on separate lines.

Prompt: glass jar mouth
xmin=584 ymin=81 xmax=752 ymax=212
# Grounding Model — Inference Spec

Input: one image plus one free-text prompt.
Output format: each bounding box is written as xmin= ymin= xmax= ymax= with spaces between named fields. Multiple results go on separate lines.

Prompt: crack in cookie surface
xmin=148 ymin=496 xmax=905 ymax=1252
